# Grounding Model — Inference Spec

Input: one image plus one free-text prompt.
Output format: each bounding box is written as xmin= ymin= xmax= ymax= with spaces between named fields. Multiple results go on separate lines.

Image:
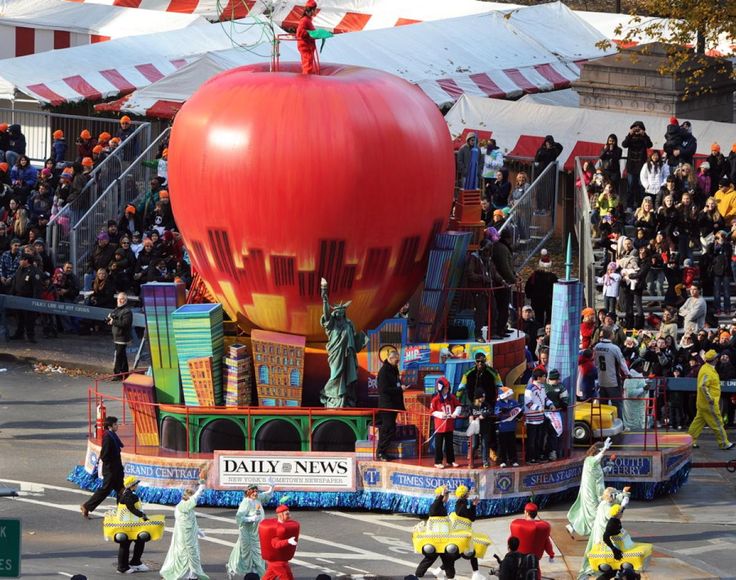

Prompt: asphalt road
xmin=2 ymin=355 xmax=736 ymax=579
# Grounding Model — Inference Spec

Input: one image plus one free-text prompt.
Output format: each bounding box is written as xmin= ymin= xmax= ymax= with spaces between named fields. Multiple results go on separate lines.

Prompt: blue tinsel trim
xmin=67 ymin=462 xmax=691 ymax=516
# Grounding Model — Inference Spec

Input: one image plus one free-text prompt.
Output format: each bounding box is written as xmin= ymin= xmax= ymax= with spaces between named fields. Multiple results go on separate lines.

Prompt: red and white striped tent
xmin=70 ymin=0 xmax=736 ymax=57
xmin=445 ymin=95 xmax=736 ymax=171
xmin=93 ymin=2 xmax=610 ymax=116
xmin=0 ymin=0 xmax=207 ymax=59
xmin=68 ymin=0 xmax=513 ymax=25
xmin=0 ymin=18 xmax=283 ymax=104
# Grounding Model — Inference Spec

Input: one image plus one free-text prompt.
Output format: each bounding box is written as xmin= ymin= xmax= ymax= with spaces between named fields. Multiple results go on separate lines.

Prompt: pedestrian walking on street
xmin=81 ymin=415 xmax=124 ymax=518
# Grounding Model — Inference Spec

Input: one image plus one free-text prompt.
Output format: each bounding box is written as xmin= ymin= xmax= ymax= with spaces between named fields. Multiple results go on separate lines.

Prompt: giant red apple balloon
xmin=168 ymin=63 xmax=454 ymax=339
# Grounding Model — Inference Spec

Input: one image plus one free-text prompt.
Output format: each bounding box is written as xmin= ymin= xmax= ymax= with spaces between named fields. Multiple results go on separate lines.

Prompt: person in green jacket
xmin=160 ymin=480 xmax=208 ymax=580
xmin=226 ymin=483 xmax=274 ymax=579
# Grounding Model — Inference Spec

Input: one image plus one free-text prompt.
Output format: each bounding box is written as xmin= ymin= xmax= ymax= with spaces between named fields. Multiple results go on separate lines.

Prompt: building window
xmin=290 ymin=369 xmax=300 ymax=386
xmin=259 ymin=365 xmax=269 ymax=385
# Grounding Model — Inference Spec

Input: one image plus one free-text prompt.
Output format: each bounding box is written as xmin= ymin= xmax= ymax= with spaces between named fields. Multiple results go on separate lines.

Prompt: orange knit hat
xmin=98 ymin=131 xmax=111 ymax=143
xmin=712 ymin=143 xmax=721 ymax=152
xmin=53 ymin=129 xmax=64 ymax=139
xmin=81 ymin=157 xmax=94 ymax=167
xmin=159 ymin=189 xmax=169 ymax=199
xmin=92 ymin=145 xmax=103 ymax=154
xmin=80 ymin=129 xmax=91 ymax=140
xmin=120 ymin=115 xmax=131 ymax=124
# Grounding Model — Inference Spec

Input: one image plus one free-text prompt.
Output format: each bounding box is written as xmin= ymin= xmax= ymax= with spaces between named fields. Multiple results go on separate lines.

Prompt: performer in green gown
xmin=160 ymin=481 xmax=209 ymax=580
xmin=578 ymin=485 xmax=630 ymax=579
xmin=566 ymin=437 xmax=612 ymax=537
xmin=226 ymin=483 xmax=274 ymax=579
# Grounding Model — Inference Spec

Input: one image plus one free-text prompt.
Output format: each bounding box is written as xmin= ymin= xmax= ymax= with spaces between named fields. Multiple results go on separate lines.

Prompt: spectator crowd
xmin=0 ymin=117 xmax=190 ymax=342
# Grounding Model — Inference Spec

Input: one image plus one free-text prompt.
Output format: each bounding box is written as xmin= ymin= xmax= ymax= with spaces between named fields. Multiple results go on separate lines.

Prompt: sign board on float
xmin=213 ymin=451 xmax=356 ymax=491
xmin=0 ymin=519 xmax=21 ymax=577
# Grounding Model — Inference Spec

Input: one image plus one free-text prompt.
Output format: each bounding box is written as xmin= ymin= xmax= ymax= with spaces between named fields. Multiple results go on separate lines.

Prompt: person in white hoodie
xmin=597 ymin=262 xmax=622 ymax=315
xmin=639 ymin=150 xmax=669 ymax=197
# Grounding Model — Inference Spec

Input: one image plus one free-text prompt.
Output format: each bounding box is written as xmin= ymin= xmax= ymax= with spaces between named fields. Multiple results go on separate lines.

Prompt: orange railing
xmin=88 ymin=371 xmax=672 ymax=467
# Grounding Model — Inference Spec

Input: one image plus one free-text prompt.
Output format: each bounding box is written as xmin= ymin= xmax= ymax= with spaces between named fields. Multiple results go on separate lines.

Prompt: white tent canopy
xmin=96 ymin=2 xmax=611 ymax=116
xmin=445 ymin=94 xmax=736 ymax=170
xmin=0 ymin=18 xmax=282 ymax=104
xmin=0 ymin=0 xmax=207 ymax=59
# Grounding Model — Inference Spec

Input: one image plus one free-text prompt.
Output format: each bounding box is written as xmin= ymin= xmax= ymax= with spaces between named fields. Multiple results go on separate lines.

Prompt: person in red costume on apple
xmin=509 ymin=502 xmax=555 ymax=579
xmin=259 ymin=503 xmax=300 ymax=580
xmin=297 ymin=0 xmax=318 ymax=74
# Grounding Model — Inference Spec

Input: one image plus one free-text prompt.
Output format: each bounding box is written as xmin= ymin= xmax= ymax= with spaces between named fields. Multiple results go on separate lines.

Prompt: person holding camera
xmin=622 ymin=121 xmax=653 ymax=209
xmin=108 ymin=292 xmax=133 ymax=380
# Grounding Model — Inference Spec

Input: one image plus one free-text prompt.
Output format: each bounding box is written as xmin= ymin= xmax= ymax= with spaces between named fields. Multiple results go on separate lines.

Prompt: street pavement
xmin=2 ymin=352 xmax=736 ymax=579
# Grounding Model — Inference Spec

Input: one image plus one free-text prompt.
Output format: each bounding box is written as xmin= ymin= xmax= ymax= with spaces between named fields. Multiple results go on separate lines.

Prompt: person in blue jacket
xmin=495 ymin=386 xmax=521 ymax=468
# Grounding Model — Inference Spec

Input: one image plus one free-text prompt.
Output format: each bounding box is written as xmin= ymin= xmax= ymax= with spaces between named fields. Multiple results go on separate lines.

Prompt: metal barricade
xmin=46 ymin=123 xmax=153 ymax=266
xmin=0 ymin=107 xmax=146 ymax=164
xmin=70 ymin=128 xmax=170 ymax=275
xmin=498 ymin=161 xmax=558 ymax=269
xmin=574 ymin=157 xmax=598 ymax=308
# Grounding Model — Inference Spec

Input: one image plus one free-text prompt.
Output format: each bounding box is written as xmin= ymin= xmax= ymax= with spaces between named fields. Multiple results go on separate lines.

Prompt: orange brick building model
xmin=251 ymin=329 xmax=306 ymax=407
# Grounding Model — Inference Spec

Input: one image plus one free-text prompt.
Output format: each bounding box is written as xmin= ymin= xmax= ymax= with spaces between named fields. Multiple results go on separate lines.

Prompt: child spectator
xmin=597 ymin=262 xmax=621 ymax=314
xmin=494 ymin=386 xmax=520 ymax=468
xmin=580 ymin=307 xmax=596 ymax=349
xmin=468 ymin=392 xmax=494 ymax=468
xmin=430 ymin=376 xmax=461 ymax=469
xmin=77 ymin=129 xmax=95 ymax=161
xmin=577 ymin=349 xmax=598 ymax=401
xmin=697 ymin=162 xmax=711 ymax=198
xmin=682 ymin=258 xmax=699 ymax=289
xmin=51 ymin=130 xmax=67 ymax=164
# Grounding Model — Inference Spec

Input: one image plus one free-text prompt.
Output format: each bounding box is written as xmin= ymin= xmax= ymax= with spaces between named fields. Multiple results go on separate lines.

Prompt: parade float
xmin=69 ymin=62 xmax=691 ymax=516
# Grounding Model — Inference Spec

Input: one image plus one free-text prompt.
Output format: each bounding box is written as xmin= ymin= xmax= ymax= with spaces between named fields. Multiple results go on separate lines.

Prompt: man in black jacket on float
xmin=81 ymin=415 xmax=124 ymax=518
xmin=376 ymin=350 xmax=407 ymax=461
xmin=108 ymin=292 xmax=133 ymax=380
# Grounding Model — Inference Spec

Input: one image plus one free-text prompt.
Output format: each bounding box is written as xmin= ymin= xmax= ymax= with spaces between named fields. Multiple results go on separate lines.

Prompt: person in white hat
xmin=494 ymin=386 xmax=521 ymax=467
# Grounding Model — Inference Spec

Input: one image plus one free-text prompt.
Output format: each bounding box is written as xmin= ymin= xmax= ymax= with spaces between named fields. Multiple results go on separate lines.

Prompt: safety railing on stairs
xmin=70 ymin=128 xmax=170 ymax=276
xmin=497 ymin=161 xmax=558 ymax=269
xmin=45 ymin=123 xmax=152 ymax=266
xmin=574 ymin=157 xmax=598 ymax=308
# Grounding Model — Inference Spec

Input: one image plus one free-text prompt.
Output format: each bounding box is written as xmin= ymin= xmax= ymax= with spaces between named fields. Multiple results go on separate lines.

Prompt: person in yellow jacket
xmin=688 ymin=349 xmax=734 ymax=450
xmin=714 ymin=176 xmax=736 ymax=221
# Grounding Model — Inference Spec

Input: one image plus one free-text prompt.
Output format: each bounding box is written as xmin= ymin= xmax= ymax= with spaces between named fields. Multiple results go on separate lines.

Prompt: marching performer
xmin=160 ymin=480 xmax=208 ymax=580
xmin=116 ymin=476 xmax=151 ymax=574
xmin=452 ymin=485 xmax=485 ymax=580
xmin=567 ymin=437 xmax=613 ymax=537
xmin=259 ymin=503 xmax=300 ymax=580
xmin=226 ymin=483 xmax=274 ymax=578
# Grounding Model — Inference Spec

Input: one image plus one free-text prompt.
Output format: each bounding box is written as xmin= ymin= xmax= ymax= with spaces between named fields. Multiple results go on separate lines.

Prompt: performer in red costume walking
xmin=296 ymin=0 xmax=318 ymax=74
xmin=509 ymin=502 xmax=555 ymax=579
xmin=259 ymin=504 xmax=300 ymax=580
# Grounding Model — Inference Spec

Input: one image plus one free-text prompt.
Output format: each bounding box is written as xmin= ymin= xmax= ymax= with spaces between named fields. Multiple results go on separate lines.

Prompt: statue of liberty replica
xmin=319 ymin=278 xmax=368 ymax=408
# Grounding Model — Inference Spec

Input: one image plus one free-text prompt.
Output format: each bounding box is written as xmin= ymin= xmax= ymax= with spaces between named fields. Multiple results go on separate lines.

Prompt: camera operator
xmin=108 ymin=292 xmax=132 ymax=380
